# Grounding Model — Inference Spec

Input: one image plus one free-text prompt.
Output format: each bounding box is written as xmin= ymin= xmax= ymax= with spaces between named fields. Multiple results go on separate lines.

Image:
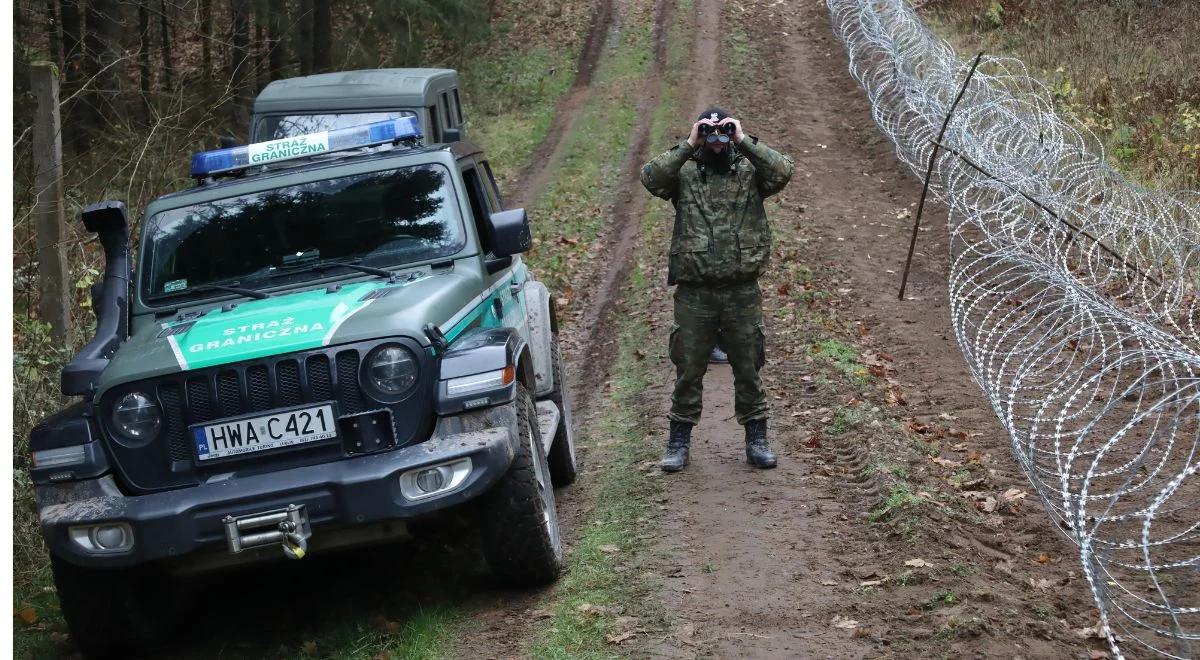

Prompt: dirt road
xmin=486 ymin=0 xmax=1110 ymax=657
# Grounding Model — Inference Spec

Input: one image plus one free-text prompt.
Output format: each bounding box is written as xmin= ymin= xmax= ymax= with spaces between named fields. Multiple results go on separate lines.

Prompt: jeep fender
xmin=436 ymin=327 xmax=535 ymax=416
xmin=522 ymin=280 xmax=556 ymax=398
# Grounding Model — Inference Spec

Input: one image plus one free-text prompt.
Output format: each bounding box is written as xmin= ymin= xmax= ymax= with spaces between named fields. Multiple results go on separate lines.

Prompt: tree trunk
xmin=200 ymin=0 xmax=213 ymax=94
xmin=29 ymin=64 xmax=72 ymax=344
xmin=84 ymin=0 xmax=129 ymax=124
xmin=228 ymin=0 xmax=252 ymax=125
xmin=138 ymin=2 xmax=152 ymax=111
xmin=312 ymin=0 xmax=331 ymax=72
xmin=254 ymin=3 xmax=266 ymax=89
xmin=298 ymin=0 xmax=313 ymax=75
xmin=59 ymin=0 xmax=89 ymax=152
xmin=267 ymin=0 xmax=287 ymax=80
xmin=44 ymin=0 xmax=62 ymax=70
xmin=159 ymin=0 xmax=174 ymax=90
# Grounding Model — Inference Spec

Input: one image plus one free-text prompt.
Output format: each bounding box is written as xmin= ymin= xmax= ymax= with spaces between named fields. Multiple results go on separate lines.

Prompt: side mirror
xmin=61 ymin=201 xmax=131 ymax=397
xmin=486 ymin=208 xmax=532 ymax=258
xmin=441 ymin=127 xmax=462 ymax=143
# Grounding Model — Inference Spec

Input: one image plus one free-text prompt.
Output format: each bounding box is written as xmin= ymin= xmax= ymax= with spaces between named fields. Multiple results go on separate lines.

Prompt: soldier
xmin=641 ymin=107 xmax=794 ymax=472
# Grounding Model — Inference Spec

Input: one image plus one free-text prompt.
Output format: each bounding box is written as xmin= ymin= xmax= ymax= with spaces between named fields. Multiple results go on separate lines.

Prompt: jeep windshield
xmin=143 ymin=163 xmax=464 ymax=301
xmin=259 ymin=111 xmax=417 ymax=140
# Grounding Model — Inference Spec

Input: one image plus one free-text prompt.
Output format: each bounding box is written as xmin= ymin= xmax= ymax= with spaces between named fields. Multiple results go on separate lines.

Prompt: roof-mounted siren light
xmin=189 ymin=116 xmax=423 ymax=178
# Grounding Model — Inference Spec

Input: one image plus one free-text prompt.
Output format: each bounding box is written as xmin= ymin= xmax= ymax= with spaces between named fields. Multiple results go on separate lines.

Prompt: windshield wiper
xmin=152 ymin=281 xmax=270 ymax=301
xmin=272 ymin=259 xmax=396 ymax=281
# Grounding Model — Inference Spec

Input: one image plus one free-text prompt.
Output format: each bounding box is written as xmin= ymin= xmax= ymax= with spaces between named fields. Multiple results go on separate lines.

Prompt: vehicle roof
xmin=253 ymin=68 xmax=459 ymax=115
xmin=148 ymin=140 xmax=485 ymax=212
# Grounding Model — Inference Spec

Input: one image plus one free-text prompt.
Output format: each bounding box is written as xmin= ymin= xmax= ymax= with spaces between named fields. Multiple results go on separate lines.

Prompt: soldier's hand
xmin=721 ymin=117 xmax=746 ymax=144
xmin=687 ymin=119 xmax=714 ymax=148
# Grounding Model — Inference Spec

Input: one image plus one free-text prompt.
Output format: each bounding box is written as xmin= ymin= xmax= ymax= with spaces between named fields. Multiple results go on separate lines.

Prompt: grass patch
xmin=925 ymin=1 xmax=1199 ymax=190
xmin=811 ymin=339 xmax=870 ymax=384
xmin=869 ymin=484 xmax=923 ymax=523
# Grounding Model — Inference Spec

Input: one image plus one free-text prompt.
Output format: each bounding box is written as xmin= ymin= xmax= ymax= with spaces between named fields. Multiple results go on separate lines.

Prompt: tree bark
xmin=200 ymin=0 xmax=213 ymax=94
xmin=59 ymin=0 xmax=89 ymax=152
xmin=298 ymin=0 xmax=314 ymax=75
xmin=44 ymin=0 xmax=62 ymax=69
xmin=228 ymin=0 xmax=252 ymax=125
xmin=159 ymin=0 xmax=174 ymax=90
xmin=267 ymin=0 xmax=287 ymax=80
xmin=84 ymin=0 xmax=129 ymax=123
xmin=312 ymin=0 xmax=331 ymax=72
xmin=30 ymin=64 xmax=72 ymax=344
xmin=138 ymin=2 xmax=152 ymax=110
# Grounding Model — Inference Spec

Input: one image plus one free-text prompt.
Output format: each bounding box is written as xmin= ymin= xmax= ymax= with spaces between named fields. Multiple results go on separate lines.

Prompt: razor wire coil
xmin=826 ymin=1 xmax=1199 ymax=658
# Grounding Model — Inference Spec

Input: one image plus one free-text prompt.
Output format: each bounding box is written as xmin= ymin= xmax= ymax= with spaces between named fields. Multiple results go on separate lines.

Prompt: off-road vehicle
xmin=29 ymin=116 xmax=577 ymax=656
xmin=251 ymin=68 xmax=464 ymax=143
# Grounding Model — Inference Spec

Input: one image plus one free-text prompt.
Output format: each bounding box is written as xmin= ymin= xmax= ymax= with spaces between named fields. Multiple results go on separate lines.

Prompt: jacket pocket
xmin=669 ymin=235 xmax=711 ymax=283
xmin=668 ymin=323 xmax=683 ymax=366
xmin=736 ymin=242 xmax=771 ymax=280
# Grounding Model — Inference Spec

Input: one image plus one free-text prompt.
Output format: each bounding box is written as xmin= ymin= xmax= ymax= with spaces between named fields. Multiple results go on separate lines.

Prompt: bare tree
xmin=229 ymin=0 xmax=252 ymax=124
xmin=84 ymin=0 xmax=129 ymax=122
xmin=267 ymin=0 xmax=287 ymax=80
xmin=298 ymin=0 xmax=313 ymax=75
xmin=159 ymin=0 xmax=175 ymax=90
xmin=313 ymin=0 xmax=331 ymax=72
xmin=138 ymin=1 xmax=153 ymax=110
xmin=59 ymin=0 xmax=89 ymax=152
xmin=44 ymin=0 xmax=62 ymax=69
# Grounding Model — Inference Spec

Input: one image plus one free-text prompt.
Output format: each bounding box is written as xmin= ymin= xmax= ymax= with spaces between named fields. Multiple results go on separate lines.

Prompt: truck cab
xmin=250 ymin=68 xmax=465 ymax=143
xmin=30 ymin=118 xmax=575 ymax=657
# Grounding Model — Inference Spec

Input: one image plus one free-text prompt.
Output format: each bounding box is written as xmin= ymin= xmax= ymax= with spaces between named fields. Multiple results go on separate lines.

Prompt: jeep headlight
xmin=364 ymin=344 xmax=419 ymax=398
xmin=111 ymin=392 xmax=162 ymax=442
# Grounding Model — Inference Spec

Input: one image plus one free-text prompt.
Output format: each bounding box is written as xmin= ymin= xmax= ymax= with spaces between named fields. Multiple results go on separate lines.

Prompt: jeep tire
xmin=480 ymin=382 xmax=564 ymax=586
xmin=50 ymin=554 xmax=177 ymax=658
xmin=544 ymin=337 xmax=578 ymax=486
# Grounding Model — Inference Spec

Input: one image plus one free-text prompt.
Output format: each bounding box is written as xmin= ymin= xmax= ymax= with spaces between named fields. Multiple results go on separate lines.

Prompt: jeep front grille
xmin=156 ymin=350 xmax=370 ymax=462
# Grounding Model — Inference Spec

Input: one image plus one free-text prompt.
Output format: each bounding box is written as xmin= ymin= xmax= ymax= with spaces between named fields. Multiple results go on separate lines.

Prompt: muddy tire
xmin=480 ymin=383 xmax=564 ymax=586
xmin=50 ymin=554 xmax=176 ymax=658
xmin=544 ymin=337 xmax=578 ymax=487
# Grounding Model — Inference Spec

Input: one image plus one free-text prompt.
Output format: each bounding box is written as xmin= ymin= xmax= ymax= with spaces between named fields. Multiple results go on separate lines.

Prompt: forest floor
xmin=16 ymin=0 xmax=1142 ymax=658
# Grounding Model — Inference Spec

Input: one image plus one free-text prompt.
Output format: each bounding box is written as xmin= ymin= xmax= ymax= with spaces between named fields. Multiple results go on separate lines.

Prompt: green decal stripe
xmin=167 ymin=282 xmax=386 ymax=371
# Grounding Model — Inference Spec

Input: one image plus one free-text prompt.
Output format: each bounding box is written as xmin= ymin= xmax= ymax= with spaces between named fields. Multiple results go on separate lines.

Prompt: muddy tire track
xmin=452 ymin=1 xmax=676 ymax=657
xmin=507 ymin=0 xmax=615 ymax=210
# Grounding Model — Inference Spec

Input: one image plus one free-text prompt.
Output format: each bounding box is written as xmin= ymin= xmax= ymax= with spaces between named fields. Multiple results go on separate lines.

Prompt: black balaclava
xmin=696 ymin=106 xmax=735 ymax=174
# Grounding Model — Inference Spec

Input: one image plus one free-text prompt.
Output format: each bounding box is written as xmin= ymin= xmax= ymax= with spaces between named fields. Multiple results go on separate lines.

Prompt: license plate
xmin=193 ymin=404 xmax=337 ymax=461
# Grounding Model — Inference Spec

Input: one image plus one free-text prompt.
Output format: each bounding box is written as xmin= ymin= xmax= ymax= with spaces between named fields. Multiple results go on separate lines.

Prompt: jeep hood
xmin=97 ymin=271 xmax=490 ymax=393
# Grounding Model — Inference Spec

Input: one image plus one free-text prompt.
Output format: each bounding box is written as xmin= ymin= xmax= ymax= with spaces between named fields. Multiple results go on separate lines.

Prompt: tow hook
xmin=281 ymin=521 xmax=307 ymax=560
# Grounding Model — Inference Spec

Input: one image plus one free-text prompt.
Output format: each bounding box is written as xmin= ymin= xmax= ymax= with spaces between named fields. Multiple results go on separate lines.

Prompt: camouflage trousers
xmin=668 ymin=281 xmax=767 ymax=426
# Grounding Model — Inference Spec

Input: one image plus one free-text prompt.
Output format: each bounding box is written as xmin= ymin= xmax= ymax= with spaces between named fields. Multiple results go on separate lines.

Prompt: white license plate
xmin=193 ymin=404 xmax=337 ymax=461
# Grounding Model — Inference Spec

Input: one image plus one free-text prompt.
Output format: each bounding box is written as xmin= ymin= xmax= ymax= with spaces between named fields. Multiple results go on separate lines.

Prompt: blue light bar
xmin=190 ymin=116 xmax=422 ymax=177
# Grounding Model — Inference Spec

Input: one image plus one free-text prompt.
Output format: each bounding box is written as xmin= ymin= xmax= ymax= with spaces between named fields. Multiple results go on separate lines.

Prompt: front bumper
xmin=37 ymin=405 xmax=519 ymax=569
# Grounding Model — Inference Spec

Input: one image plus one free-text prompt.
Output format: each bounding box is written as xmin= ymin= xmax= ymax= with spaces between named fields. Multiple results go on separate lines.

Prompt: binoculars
xmin=699 ymin=121 xmax=736 ymax=144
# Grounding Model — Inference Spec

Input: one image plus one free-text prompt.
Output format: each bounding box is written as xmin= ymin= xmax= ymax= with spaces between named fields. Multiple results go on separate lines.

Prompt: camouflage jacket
xmin=641 ymin=136 xmax=794 ymax=285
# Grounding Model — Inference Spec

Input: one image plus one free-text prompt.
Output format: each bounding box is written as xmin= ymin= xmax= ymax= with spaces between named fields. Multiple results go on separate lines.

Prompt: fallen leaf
xmin=821 ymin=579 xmax=839 ymax=586
xmin=301 ymin=641 xmax=319 ymax=656
xmin=606 ymin=631 xmax=636 ymax=644
xmin=1001 ymin=488 xmax=1028 ymax=503
xmin=1029 ymin=578 xmax=1053 ymax=592
xmin=859 ymin=579 xmax=884 ymax=587
xmin=980 ymin=496 xmax=998 ymax=513
xmin=14 ymin=607 xmax=38 ymax=626
xmin=1075 ymin=623 xmax=1108 ymax=639
xmin=1036 ymin=553 xmax=1051 ymax=564
xmin=599 ymin=544 xmax=620 ymax=555
xmin=531 ymin=609 xmax=554 ymax=619
xmin=577 ymin=603 xmax=623 ymax=617
xmin=904 ymin=558 xmax=930 ymax=568
xmin=1090 ymin=651 xmax=1111 ymax=659
xmin=831 ymin=615 xmax=860 ymax=630
xmin=930 ymin=456 xmax=960 ymax=469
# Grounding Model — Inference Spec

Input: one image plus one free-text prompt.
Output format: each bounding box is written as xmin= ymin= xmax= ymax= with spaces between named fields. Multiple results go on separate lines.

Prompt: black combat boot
xmin=744 ymin=419 xmax=777 ymax=468
xmin=661 ymin=421 xmax=693 ymax=472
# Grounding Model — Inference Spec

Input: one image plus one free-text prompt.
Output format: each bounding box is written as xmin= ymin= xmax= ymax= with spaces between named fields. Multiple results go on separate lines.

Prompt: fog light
xmin=415 ymin=467 xmax=446 ymax=493
xmin=94 ymin=525 xmax=128 ymax=550
xmin=69 ymin=523 xmax=134 ymax=554
xmin=399 ymin=458 xmax=472 ymax=501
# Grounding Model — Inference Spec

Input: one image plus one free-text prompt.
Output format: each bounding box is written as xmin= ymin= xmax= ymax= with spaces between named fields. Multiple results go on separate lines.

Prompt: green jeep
xmin=29 ymin=117 xmax=577 ymax=656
